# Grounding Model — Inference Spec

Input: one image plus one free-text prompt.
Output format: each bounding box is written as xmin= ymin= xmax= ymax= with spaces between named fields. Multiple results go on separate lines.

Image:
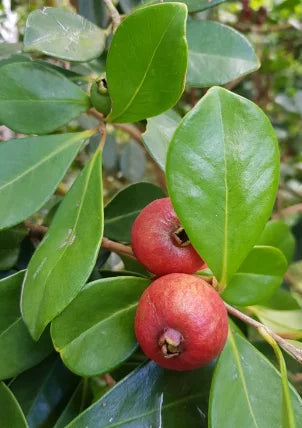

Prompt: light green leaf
xmin=222 ymin=246 xmax=288 ymax=306
xmin=107 ymin=3 xmax=188 ymax=123
xmin=104 ymin=182 xmax=165 ymax=243
xmin=0 ymin=131 xmax=94 ymax=230
xmin=21 ymin=149 xmax=104 ymax=340
xmin=24 ymin=7 xmax=105 ymax=62
xmin=258 ymin=220 xmax=295 ymax=264
xmin=0 ymin=224 xmax=27 ymax=269
xmin=51 ymin=276 xmax=150 ymax=376
xmin=0 ymin=382 xmax=28 ymax=428
xmin=142 ymin=110 xmax=181 ymax=170
xmin=209 ymin=329 xmax=302 ymax=428
xmin=166 ymin=87 xmax=279 ymax=286
xmin=0 ymin=62 xmax=90 ymax=134
xmin=67 ymin=360 xmax=213 ymax=427
xmin=187 ymin=20 xmax=259 ymax=87
xmin=0 ymin=42 xmax=23 ymax=59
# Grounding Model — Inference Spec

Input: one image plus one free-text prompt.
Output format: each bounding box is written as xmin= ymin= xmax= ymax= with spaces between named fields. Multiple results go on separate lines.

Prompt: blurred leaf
xmin=0 ymin=131 xmax=92 ymax=230
xmin=10 ymin=356 xmax=79 ymax=428
xmin=209 ymin=329 xmax=302 ymax=427
xmin=67 ymin=360 xmax=214 ymax=427
xmin=222 ymin=246 xmax=288 ymax=306
xmin=121 ymin=255 xmax=150 ymax=276
xmin=0 ymin=224 xmax=27 ymax=270
xmin=142 ymin=110 xmax=180 ymax=170
xmin=22 ymin=149 xmax=103 ymax=340
xmin=77 ymin=0 xmax=108 ymax=28
xmin=51 ymin=276 xmax=150 ymax=376
xmin=107 ymin=3 xmax=188 ymax=123
xmin=24 ymin=7 xmax=105 ymax=62
xmin=166 ymin=87 xmax=279 ymax=286
xmin=275 ymin=91 xmax=302 ymax=115
xmin=104 ymin=182 xmax=165 ymax=243
xmin=287 ymin=261 xmax=302 ymax=293
xmin=0 ymin=271 xmax=53 ymax=380
xmin=0 ymin=62 xmax=90 ymax=134
xmin=187 ymin=20 xmax=259 ymax=87
xmin=119 ymin=0 xmax=226 ymax=13
xmin=0 ymin=42 xmax=23 ymax=59
xmin=120 ymin=141 xmax=146 ymax=182
xmin=262 ymin=288 xmax=300 ymax=310
xmin=251 ymin=306 xmax=302 ymax=339
xmin=0 ymin=382 xmax=28 ymax=428
xmin=258 ymin=220 xmax=295 ymax=263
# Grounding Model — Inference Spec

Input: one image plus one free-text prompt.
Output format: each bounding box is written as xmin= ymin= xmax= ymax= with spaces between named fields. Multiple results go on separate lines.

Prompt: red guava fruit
xmin=131 ymin=198 xmax=206 ymax=276
xmin=135 ymin=273 xmax=228 ymax=370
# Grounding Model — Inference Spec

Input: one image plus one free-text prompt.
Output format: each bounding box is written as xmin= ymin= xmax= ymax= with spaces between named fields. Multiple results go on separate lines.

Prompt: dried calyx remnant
xmin=172 ymin=226 xmax=190 ymax=247
xmin=158 ymin=328 xmax=184 ymax=358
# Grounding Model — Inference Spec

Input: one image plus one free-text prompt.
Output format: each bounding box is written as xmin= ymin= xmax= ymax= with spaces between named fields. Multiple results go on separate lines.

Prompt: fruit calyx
xmin=158 ymin=328 xmax=184 ymax=358
xmin=172 ymin=226 xmax=190 ymax=247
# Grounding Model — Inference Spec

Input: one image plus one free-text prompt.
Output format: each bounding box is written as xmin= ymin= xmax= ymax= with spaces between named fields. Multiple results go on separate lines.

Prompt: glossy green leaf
xmin=250 ymin=307 xmax=302 ymax=339
xmin=0 ymin=131 xmax=93 ymax=230
xmin=209 ymin=329 xmax=302 ymax=427
xmin=104 ymin=182 xmax=165 ymax=243
xmin=51 ymin=276 xmax=150 ymax=376
xmin=0 ymin=271 xmax=53 ymax=380
xmin=258 ymin=220 xmax=295 ymax=263
xmin=0 ymin=62 xmax=90 ymax=134
xmin=21 ymin=149 xmax=104 ymax=340
xmin=0 ymin=224 xmax=27 ymax=270
xmin=186 ymin=20 xmax=259 ymax=87
xmin=24 ymin=7 xmax=105 ymax=62
xmin=142 ymin=110 xmax=181 ymax=170
xmin=106 ymin=3 xmax=188 ymax=123
xmin=10 ymin=356 xmax=79 ymax=428
xmin=0 ymin=382 xmax=28 ymax=428
xmin=67 ymin=360 xmax=213 ymax=427
xmin=222 ymin=246 xmax=288 ymax=306
xmin=166 ymin=87 xmax=280 ymax=286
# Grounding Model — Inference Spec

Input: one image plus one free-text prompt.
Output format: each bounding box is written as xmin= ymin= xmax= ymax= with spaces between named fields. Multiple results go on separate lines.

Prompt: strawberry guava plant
xmin=0 ymin=1 xmax=301 ymax=427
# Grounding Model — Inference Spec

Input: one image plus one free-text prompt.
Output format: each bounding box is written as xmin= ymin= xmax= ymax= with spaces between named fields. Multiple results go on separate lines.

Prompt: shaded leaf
xmin=21 ymin=149 xmax=103 ymax=340
xmin=51 ymin=276 xmax=150 ymax=376
xmin=120 ymin=141 xmax=146 ymax=182
xmin=258 ymin=220 xmax=295 ymax=263
xmin=166 ymin=87 xmax=279 ymax=286
xmin=0 ymin=382 xmax=28 ymax=428
xmin=0 ymin=42 xmax=23 ymax=59
xmin=0 ymin=224 xmax=27 ymax=270
xmin=107 ymin=3 xmax=188 ymax=123
xmin=24 ymin=7 xmax=105 ymax=62
xmin=0 ymin=131 xmax=93 ymax=230
xmin=78 ymin=0 xmax=108 ymax=28
xmin=0 ymin=62 xmax=90 ymax=134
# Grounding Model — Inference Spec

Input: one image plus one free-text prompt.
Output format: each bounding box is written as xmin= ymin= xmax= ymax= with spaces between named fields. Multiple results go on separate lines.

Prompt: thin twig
xmin=112 ymin=123 xmax=143 ymax=143
xmin=225 ymin=302 xmax=302 ymax=364
xmin=103 ymin=0 xmax=121 ymax=32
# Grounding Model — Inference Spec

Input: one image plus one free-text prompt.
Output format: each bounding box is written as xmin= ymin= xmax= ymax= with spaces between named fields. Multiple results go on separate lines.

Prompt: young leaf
xmin=106 ymin=3 xmax=188 ymax=123
xmin=209 ymin=329 xmax=302 ymax=427
xmin=0 ymin=382 xmax=28 ymax=428
xmin=250 ymin=307 xmax=302 ymax=339
xmin=0 ymin=271 xmax=53 ymax=380
xmin=66 ymin=360 xmax=213 ymax=427
xmin=21 ymin=149 xmax=104 ymax=340
xmin=258 ymin=220 xmax=295 ymax=264
xmin=0 ymin=224 xmax=27 ymax=269
xmin=221 ymin=246 xmax=288 ymax=306
xmin=104 ymin=182 xmax=165 ymax=243
xmin=0 ymin=62 xmax=90 ymax=134
xmin=10 ymin=356 xmax=79 ymax=428
xmin=187 ymin=20 xmax=259 ymax=87
xmin=0 ymin=131 xmax=94 ymax=230
xmin=51 ymin=276 xmax=150 ymax=376
xmin=142 ymin=110 xmax=181 ymax=170
xmin=166 ymin=87 xmax=280 ymax=286
xmin=24 ymin=7 xmax=105 ymax=62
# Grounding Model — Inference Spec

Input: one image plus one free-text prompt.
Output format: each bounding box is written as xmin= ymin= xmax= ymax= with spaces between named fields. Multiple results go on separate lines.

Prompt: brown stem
xmin=225 ymin=302 xmax=302 ymax=364
xmin=103 ymin=0 xmax=121 ymax=32
xmin=112 ymin=123 xmax=143 ymax=143
xmin=272 ymin=203 xmax=302 ymax=219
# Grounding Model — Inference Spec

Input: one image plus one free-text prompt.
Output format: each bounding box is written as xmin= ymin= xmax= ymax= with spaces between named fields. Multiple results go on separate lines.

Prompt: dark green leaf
xmin=51 ymin=276 xmax=150 ymax=376
xmin=166 ymin=87 xmax=279 ymax=286
xmin=0 ymin=382 xmax=28 ymax=428
xmin=209 ymin=329 xmax=302 ymax=427
xmin=78 ymin=0 xmax=108 ymax=28
xmin=258 ymin=220 xmax=295 ymax=263
xmin=107 ymin=3 xmax=188 ymax=123
xmin=0 ymin=62 xmax=90 ymax=134
xmin=142 ymin=110 xmax=181 ymax=170
xmin=0 ymin=271 xmax=53 ymax=380
xmin=24 ymin=7 xmax=105 ymax=62
xmin=0 ymin=131 xmax=93 ymax=230
xmin=222 ymin=246 xmax=288 ymax=306
xmin=104 ymin=182 xmax=165 ymax=243
xmin=10 ymin=356 xmax=79 ymax=428
xmin=187 ymin=20 xmax=259 ymax=87
xmin=0 ymin=224 xmax=27 ymax=270
xmin=67 ymin=360 xmax=213 ymax=427
xmin=21 ymin=149 xmax=104 ymax=340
